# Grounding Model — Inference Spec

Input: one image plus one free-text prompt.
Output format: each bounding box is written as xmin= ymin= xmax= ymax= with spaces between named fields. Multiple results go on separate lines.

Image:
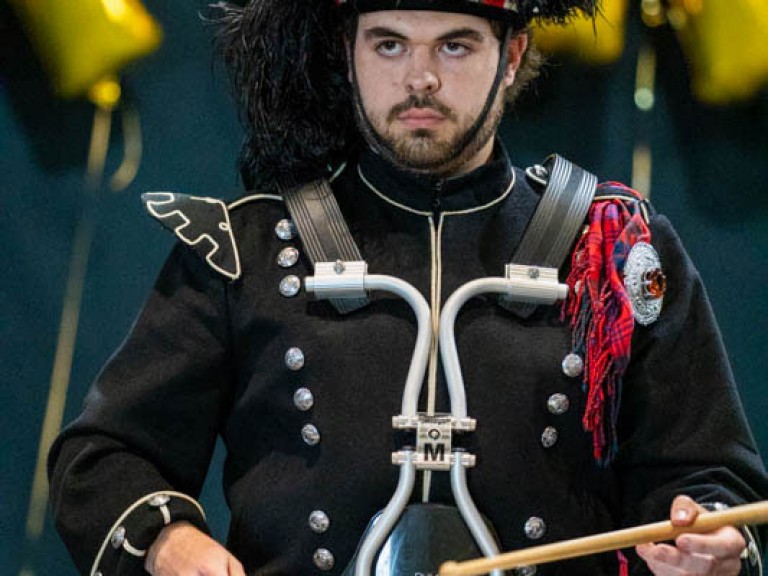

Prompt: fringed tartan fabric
xmin=562 ymin=182 xmax=650 ymax=465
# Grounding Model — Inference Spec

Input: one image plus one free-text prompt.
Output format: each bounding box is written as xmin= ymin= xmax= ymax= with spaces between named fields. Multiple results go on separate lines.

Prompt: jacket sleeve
xmin=615 ymin=214 xmax=768 ymax=575
xmin=48 ymin=243 xmax=234 ymax=576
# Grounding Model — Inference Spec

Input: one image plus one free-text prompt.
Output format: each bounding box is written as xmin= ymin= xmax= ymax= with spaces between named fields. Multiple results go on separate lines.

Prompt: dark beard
xmin=353 ymin=90 xmax=505 ymax=177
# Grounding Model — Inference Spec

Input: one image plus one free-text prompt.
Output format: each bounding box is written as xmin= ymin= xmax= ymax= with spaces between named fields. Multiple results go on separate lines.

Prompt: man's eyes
xmin=375 ymin=40 xmax=405 ymax=57
xmin=373 ymin=40 xmax=472 ymax=58
xmin=441 ymin=42 xmax=470 ymax=57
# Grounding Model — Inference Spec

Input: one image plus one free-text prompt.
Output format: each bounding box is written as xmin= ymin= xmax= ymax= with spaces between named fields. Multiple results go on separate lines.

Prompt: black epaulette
xmin=141 ymin=192 xmax=241 ymax=280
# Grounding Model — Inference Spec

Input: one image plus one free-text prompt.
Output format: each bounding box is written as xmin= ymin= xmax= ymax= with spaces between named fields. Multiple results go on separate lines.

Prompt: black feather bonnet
xmin=211 ymin=0 xmax=598 ymax=188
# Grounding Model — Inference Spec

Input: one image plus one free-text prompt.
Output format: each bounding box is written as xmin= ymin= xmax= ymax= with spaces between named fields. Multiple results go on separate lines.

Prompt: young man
xmin=49 ymin=2 xmax=767 ymax=576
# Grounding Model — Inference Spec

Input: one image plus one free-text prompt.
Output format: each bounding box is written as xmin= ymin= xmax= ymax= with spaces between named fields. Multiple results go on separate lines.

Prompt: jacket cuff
xmin=739 ymin=525 xmax=762 ymax=576
xmin=700 ymin=502 xmax=762 ymax=576
xmin=89 ymin=491 xmax=207 ymax=576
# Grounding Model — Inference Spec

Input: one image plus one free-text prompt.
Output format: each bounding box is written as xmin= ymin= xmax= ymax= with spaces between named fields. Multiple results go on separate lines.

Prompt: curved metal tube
xmin=364 ymin=275 xmax=432 ymax=418
xmin=439 ymin=277 xmax=567 ymax=419
xmin=355 ymin=451 xmax=417 ymax=576
xmin=439 ymin=278 xmax=512 ymax=420
xmin=451 ymin=457 xmax=503 ymax=576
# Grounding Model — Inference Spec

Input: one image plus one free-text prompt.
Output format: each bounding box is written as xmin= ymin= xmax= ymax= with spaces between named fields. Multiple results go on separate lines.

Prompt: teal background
xmin=1 ymin=1 xmax=766 ymax=574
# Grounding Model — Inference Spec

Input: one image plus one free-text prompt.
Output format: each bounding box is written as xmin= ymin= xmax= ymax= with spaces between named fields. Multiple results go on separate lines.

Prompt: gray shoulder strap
xmin=282 ymin=179 xmax=369 ymax=314
xmin=500 ymin=154 xmax=597 ymax=317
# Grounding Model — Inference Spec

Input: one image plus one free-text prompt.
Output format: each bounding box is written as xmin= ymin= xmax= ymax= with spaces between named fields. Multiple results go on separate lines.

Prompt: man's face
xmin=351 ymin=11 xmax=526 ymax=176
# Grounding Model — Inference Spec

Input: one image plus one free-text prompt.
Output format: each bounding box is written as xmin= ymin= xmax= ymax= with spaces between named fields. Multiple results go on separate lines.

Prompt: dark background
xmin=1 ymin=1 xmax=766 ymax=574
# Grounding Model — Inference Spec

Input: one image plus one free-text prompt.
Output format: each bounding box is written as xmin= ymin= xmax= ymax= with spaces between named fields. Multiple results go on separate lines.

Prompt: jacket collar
xmin=355 ymin=140 xmax=516 ymax=214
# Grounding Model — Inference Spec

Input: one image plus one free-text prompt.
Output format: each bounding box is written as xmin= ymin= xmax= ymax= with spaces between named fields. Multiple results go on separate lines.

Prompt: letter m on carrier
xmin=416 ymin=415 xmax=452 ymax=471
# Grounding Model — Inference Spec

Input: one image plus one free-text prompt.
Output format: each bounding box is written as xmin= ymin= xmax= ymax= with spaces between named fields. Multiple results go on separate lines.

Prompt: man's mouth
xmin=397 ymin=108 xmax=446 ymax=129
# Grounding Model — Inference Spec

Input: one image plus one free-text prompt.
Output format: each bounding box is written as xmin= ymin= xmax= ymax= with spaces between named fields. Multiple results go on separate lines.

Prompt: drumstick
xmin=440 ymin=500 xmax=768 ymax=576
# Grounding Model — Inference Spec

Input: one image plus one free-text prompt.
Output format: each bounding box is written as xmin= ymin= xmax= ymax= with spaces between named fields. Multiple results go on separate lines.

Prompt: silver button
xmin=294 ymin=388 xmax=314 ymax=411
xmin=149 ymin=494 xmax=170 ymax=507
xmin=275 ymin=219 xmax=297 ymax=241
xmin=111 ymin=526 xmax=126 ymax=549
xmin=309 ymin=510 xmax=330 ymax=533
xmin=541 ymin=426 xmax=558 ymax=448
xmin=313 ymin=548 xmax=335 ymax=571
xmin=524 ymin=516 xmax=546 ymax=540
xmin=515 ymin=566 xmax=537 ymax=576
xmin=301 ymin=424 xmax=320 ymax=446
xmin=285 ymin=347 xmax=305 ymax=371
xmin=547 ymin=393 xmax=570 ymax=415
xmin=277 ymin=246 xmax=300 ymax=268
xmin=561 ymin=353 xmax=584 ymax=378
xmin=279 ymin=275 xmax=301 ymax=297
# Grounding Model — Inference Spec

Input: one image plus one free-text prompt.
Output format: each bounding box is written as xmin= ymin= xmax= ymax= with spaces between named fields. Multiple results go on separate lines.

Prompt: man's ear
xmin=504 ymin=32 xmax=529 ymax=86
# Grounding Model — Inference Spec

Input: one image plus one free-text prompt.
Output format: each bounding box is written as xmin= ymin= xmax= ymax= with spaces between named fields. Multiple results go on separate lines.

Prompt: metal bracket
xmin=392 ymin=449 xmax=476 ymax=470
xmin=503 ymin=264 xmax=569 ymax=305
xmin=392 ymin=414 xmax=476 ymax=432
xmin=305 ymin=260 xmax=368 ymax=300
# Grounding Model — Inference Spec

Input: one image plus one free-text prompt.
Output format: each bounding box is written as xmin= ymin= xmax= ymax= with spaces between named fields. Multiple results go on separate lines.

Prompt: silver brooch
xmin=623 ymin=242 xmax=666 ymax=326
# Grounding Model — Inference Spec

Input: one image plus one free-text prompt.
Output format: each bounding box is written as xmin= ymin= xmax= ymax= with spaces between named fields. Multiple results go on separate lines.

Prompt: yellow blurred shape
xmin=88 ymin=77 xmax=122 ymax=110
xmin=669 ymin=0 xmax=768 ymax=104
xmin=9 ymin=0 xmax=162 ymax=100
xmin=533 ymin=0 xmax=629 ymax=65
xmin=102 ymin=0 xmax=131 ymax=22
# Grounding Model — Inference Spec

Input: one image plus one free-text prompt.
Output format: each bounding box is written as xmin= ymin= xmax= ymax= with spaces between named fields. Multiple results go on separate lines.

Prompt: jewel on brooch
xmin=623 ymin=242 xmax=664 ymax=326
xmin=643 ymin=268 xmax=667 ymax=299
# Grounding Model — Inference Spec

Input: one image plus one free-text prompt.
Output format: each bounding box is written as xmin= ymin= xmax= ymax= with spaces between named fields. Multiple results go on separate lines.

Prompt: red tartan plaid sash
xmin=562 ymin=182 xmax=650 ymax=464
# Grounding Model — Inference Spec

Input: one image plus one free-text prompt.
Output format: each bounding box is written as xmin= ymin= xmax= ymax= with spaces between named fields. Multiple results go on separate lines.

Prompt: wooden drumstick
xmin=440 ymin=500 xmax=768 ymax=576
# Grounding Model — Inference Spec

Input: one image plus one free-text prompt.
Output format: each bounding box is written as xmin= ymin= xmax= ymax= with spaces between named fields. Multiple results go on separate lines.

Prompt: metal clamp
xmin=392 ymin=414 xmax=477 ymax=432
xmin=392 ymin=450 xmax=476 ymax=469
xmin=504 ymin=264 xmax=568 ymax=305
xmin=305 ymin=260 xmax=368 ymax=299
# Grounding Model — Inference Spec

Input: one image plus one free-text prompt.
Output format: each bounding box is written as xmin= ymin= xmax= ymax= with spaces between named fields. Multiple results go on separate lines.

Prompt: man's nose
xmin=405 ymin=48 xmax=440 ymax=95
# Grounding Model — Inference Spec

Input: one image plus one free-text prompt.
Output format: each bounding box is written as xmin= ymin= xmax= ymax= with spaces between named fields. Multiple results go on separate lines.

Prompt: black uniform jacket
xmin=49 ymin=144 xmax=768 ymax=576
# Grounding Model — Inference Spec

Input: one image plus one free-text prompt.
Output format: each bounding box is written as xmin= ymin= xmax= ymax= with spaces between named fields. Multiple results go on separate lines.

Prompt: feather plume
xmin=210 ymin=1 xmax=353 ymax=188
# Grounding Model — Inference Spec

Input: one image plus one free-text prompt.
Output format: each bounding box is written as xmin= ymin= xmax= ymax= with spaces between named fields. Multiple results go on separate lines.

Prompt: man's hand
xmin=636 ymin=495 xmax=745 ymax=576
xmin=145 ymin=521 xmax=246 ymax=576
